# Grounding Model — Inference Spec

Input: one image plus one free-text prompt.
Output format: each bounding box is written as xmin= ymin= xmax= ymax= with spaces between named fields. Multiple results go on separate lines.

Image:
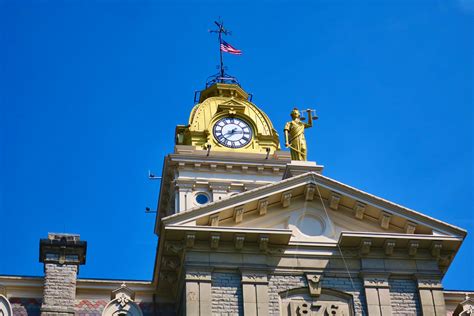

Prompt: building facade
xmin=0 ymin=81 xmax=472 ymax=316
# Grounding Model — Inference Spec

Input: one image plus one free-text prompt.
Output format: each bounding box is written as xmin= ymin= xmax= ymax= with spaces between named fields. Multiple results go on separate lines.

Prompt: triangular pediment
xmin=162 ymin=172 xmax=466 ymax=243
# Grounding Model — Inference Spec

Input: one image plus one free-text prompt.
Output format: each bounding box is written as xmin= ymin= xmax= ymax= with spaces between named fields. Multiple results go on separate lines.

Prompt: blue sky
xmin=1 ymin=0 xmax=472 ymax=290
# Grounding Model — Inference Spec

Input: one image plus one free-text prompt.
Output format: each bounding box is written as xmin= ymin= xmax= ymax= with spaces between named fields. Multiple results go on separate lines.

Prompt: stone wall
xmin=268 ymin=274 xmax=307 ymax=314
xmin=389 ymin=279 xmax=421 ymax=315
xmin=211 ymin=272 xmax=243 ymax=315
xmin=42 ymin=263 xmax=78 ymax=314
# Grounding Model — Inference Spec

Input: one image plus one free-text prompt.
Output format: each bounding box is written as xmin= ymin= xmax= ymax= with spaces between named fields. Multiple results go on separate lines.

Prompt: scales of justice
xmin=208 ymin=20 xmax=318 ymax=161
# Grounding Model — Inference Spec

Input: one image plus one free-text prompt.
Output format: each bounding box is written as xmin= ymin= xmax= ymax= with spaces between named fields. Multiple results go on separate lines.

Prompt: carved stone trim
xmin=186 ymin=233 xmax=196 ymax=248
xmin=185 ymin=271 xmax=212 ymax=282
xmin=0 ymin=294 xmax=13 ymax=316
xmin=408 ymin=240 xmax=419 ymax=256
xmin=354 ymin=202 xmax=366 ymax=220
xmin=258 ymin=199 xmax=269 ymax=216
xmin=380 ymin=212 xmax=392 ymax=229
xmin=360 ymin=239 xmax=372 ymax=255
xmin=405 ymin=221 xmax=417 ymax=234
xmin=259 ymin=235 xmax=269 ymax=251
xmin=306 ymin=274 xmax=322 ymax=297
xmin=234 ymin=234 xmax=245 ymax=250
xmin=241 ymin=271 xmax=268 ymax=284
xmin=210 ymin=234 xmax=220 ymax=249
xmin=384 ymin=239 xmax=396 ymax=256
xmin=209 ymin=214 xmax=219 ymax=227
xmin=329 ymin=192 xmax=341 ymax=210
xmin=362 ymin=275 xmax=390 ymax=288
xmin=281 ymin=191 xmax=292 ymax=208
xmin=234 ymin=206 xmax=244 ymax=223
xmin=431 ymin=241 xmax=443 ymax=258
xmin=416 ymin=277 xmax=443 ymax=290
xmin=305 ymin=185 xmax=316 ymax=201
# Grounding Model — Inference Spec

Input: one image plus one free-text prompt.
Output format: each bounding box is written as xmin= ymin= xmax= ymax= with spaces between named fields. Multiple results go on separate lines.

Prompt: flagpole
xmin=218 ymin=24 xmax=224 ymax=79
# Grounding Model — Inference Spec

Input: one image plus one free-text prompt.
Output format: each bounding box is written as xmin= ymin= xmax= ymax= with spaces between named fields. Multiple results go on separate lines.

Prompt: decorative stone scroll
xmin=102 ymin=283 xmax=143 ymax=316
xmin=0 ymin=294 xmax=13 ymax=316
xmin=453 ymin=294 xmax=474 ymax=316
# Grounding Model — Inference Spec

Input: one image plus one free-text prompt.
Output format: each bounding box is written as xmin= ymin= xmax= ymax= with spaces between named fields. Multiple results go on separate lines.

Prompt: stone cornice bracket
xmin=234 ymin=206 xmax=245 ymax=223
xmin=185 ymin=233 xmax=196 ymax=248
xmin=210 ymin=233 xmax=220 ymax=249
xmin=408 ymin=240 xmax=419 ymax=256
xmin=384 ymin=239 xmax=396 ymax=256
xmin=431 ymin=241 xmax=443 ymax=259
xmin=329 ymin=192 xmax=341 ymax=210
xmin=234 ymin=234 xmax=245 ymax=250
xmin=306 ymin=273 xmax=322 ymax=297
xmin=0 ymin=285 xmax=6 ymax=296
xmin=281 ymin=191 xmax=292 ymax=208
xmin=360 ymin=239 xmax=372 ymax=256
xmin=405 ymin=221 xmax=417 ymax=234
xmin=305 ymin=184 xmax=316 ymax=201
xmin=354 ymin=202 xmax=366 ymax=220
xmin=259 ymin=235 xmax=269 ymax=251
xmin=209 ymin=214 xmax=219 ymax=227
xmin=379 ymin=212 xmax=392 ymax=229
xmin=257 ymin=199 xmax=269 ymax=216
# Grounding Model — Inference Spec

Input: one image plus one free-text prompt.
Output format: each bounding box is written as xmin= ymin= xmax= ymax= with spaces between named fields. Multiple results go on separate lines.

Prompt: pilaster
xmin=241 ymin=271 xmax=269 ymax=316
xmin=362 ymin=273 xmax=393 ymax=316
xmin=184 ymin=269 xmax=212 ymax=316
xmin=416 ymin=276 xmax=446 ymax=316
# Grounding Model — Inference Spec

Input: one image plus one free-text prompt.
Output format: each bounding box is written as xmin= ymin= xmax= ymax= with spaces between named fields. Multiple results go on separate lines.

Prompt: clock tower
xmin=154 ymin=81 xmax=323 ymax=233
xmin=175 ymin=83 xmax=280 ymax=153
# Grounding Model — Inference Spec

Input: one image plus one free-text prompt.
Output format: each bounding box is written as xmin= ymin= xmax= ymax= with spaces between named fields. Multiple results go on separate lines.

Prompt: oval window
xmin=195 ymin=193 xmax=210 ymax=205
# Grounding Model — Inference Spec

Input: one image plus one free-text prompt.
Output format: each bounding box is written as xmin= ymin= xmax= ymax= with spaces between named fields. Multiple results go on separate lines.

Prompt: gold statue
xmin=284 ymin=108 xmax=317 ymax=161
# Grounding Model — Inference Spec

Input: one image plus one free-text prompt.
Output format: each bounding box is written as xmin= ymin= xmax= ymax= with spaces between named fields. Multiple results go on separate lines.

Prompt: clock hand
xmin=224 ymin=128 xmax=238 ymax=136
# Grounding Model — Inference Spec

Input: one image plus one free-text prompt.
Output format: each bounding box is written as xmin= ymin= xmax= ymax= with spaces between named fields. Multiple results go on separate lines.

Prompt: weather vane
xmin=208 ymin=19 xmax=242 ymax=86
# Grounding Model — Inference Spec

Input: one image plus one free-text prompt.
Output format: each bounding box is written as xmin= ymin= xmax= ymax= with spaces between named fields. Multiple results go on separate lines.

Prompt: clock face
xmin=213 ymin=117 xmax=253 ymax=148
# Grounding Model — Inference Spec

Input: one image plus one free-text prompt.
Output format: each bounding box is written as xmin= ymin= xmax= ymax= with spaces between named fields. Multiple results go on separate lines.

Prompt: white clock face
xmin=213 ymin=117 xmax=252 ymax=148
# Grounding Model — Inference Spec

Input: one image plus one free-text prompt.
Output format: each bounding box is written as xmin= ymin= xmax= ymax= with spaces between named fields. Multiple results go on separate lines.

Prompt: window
xmin=195 ymin=193 xmax=210 ymax=205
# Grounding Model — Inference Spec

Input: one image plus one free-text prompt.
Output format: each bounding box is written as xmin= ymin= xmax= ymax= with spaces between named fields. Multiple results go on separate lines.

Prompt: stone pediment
xmin=162 ymin=172 xmax=466 ymax=243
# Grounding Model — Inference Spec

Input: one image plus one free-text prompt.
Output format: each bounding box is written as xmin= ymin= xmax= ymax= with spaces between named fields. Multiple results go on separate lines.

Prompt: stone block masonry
xmin=389 ymin=278 xmax=421 ymax=315
xmin=211 ymin=272 xmax=243 ymax=316
xmin=42 ymin=264 xmax=78 ymax=313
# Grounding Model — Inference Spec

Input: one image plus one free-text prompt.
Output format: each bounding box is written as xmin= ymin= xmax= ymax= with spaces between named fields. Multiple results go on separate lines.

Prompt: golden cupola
xmin=175 ymin=83 xmax=280 ymax=154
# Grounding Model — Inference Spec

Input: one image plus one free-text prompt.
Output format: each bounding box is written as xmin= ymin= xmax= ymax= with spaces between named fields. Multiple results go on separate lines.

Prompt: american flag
xmin=220 ymin=40 xmax=242 ymax=55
